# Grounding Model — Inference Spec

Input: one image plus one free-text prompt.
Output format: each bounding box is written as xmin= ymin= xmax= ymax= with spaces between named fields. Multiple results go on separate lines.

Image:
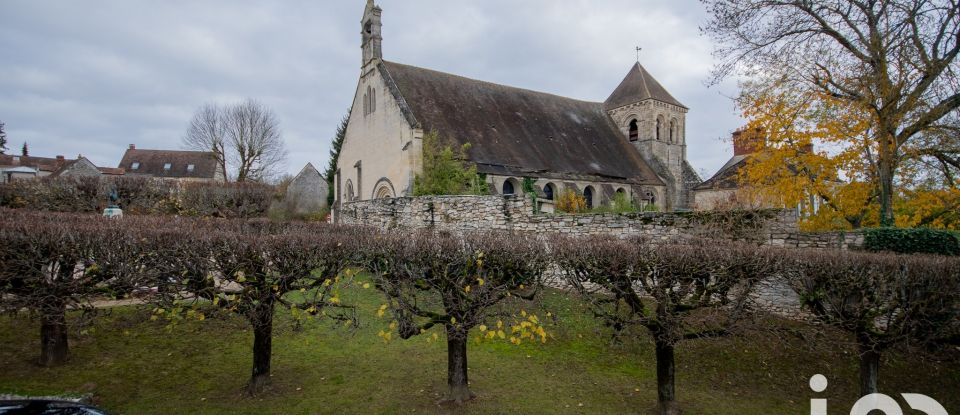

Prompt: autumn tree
xmin=324 ymin=112 xmax=349 ymax=207
xmin=703 ymin=0 xmax=960 ymax=226
xmin=152 ymin=220 xmax=357 ymax=395
xmin=734 ymin=79 xmax=882 ymax=230
xmin=361 ymin=230 xmax=548 ymax=403
xmin=785 ymin=249 xmax=960 ymax=397
xmin=413 ymin=132 xmax=489 ymax=196
xmin=183 ymin=99 xmax=288 ymax=183
xmin=555 ymin=236 xmax=780 ymax=415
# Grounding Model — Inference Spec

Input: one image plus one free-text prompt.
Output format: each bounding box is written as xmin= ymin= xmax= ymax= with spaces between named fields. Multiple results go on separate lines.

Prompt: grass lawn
xmin=0 ymin=284 xmax=957 ymax=414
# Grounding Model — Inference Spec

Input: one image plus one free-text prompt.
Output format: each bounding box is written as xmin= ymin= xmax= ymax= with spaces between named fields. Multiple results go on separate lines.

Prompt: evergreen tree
xmin=324 ymin=112 xmax=349 ymax=207
xmin=0 ymin=122 xmax=7 ymax=155
xmin=21 ymin=142 xmax=28 ymax=157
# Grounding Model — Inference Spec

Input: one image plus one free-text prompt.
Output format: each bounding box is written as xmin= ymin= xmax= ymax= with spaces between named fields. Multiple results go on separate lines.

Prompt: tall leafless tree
xmin=702 ymin=0 xmax=960 ymax=225
xmin=183 ymin=99 xmax=288 ymax=183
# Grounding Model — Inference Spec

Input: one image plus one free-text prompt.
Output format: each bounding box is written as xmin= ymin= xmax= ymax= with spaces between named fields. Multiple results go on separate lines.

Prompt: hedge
xmin=0 ymin=176 xmax=273 ymax=218
xmin=862 ymin=227 xmax=960 ymax=256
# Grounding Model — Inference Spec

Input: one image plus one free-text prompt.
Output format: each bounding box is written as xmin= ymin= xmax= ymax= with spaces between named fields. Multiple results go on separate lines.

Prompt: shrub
xmin=862 ymin=227 xmax=960 ymax=256
xmin=555 ymin=189 xmax=587 ymax=213
xmin=0 ymin=177 xmax=272 ymax=218
xmin=413 ymin=131 xmax=489 ymax=196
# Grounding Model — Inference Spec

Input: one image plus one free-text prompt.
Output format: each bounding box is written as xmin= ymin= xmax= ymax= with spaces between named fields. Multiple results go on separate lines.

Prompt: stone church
xmin=334 ymin=0 xmax=701 ymax=214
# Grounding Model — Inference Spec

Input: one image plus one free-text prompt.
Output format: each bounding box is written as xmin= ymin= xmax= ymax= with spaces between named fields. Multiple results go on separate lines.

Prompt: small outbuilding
xmin=286 ymin=163 xmax=329 ymax=214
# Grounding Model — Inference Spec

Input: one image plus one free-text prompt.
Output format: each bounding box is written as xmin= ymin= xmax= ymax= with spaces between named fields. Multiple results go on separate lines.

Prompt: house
xmin=334 ymin=0 xmax=701 ymax=216
xmin=286 ymin=163 xmax=329 ymax=214
xmin=118 ymin=145 xmax=224 ymax=182
xmin=694 ymin=128 xmax=818 ymax=212
xmin=0 ymin=154 xmax=73 ymax=183
xmin=49 ymin=156 xmax=103 ymax=178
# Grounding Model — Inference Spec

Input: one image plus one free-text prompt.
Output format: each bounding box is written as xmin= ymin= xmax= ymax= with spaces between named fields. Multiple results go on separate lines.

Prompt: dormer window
xmin=163 ymin=163 xmax=172 ymax=171
xmin=628 ymin=119 xmax=639 ymax=141
xmin=131 ymin=162 xmax=140 ymax=170
xmin=187 ymin=164 xmax=195 ymax=173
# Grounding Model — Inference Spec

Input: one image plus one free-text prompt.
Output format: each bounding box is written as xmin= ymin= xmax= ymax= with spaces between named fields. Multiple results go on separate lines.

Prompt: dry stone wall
xmin=338 ymin=195 xmax=802 ymax=244
xmin=338 ymin=195 xmax=868 ymax=321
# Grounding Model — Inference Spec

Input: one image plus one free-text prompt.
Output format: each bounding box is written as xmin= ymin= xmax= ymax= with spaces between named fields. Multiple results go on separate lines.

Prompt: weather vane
xmin=636 ymin=46 xmax=642 ymax=62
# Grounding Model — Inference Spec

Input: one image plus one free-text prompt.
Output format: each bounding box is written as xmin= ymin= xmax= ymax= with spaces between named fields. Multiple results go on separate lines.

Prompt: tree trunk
xmin=247 ymin=300 xmax=274 ymax=395
xmin=857 ymin=334 xmax=881 ymax=397
xmin=445 ymin=326 xmax=475 ymax=404
xmin=877 ymin=134 xmax=896 ymax=227
xmin=39 ymin=300 xmax=69 ymax=367
xmin=655 ymin=339 xmax=680 ymax=415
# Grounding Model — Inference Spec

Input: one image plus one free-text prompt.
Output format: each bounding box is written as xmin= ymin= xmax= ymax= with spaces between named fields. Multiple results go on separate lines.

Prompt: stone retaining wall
xmin=337 ymin=195 xmax=868 ymax=321
xmin=338 ymin=195 xmax=800 ymax=244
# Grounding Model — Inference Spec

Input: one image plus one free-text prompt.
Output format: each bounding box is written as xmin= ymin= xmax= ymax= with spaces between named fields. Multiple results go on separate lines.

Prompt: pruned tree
xmin=555 ymin=236 xmax=780 ymax=415
xmin=183 ymin=99 xmax=288 ymax=183
xmin=0 ymin=210 xmax=146 ymax=366
xmin=153 ymin=220 xmax=357 ymax=395
xmin=324 ymin=112 xmax=349 ymax=208
xmin=785 ymin=249 xmax=960 ymax=397
xmin=360 ymin=230 xmax=548 ymax=404
xmin=703 ymin=0 xmax=960 ymax=226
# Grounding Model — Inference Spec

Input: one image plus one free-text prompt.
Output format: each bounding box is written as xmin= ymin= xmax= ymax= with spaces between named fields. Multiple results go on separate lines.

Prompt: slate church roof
xmin=380 ymin=61 xmax=664 ymax=186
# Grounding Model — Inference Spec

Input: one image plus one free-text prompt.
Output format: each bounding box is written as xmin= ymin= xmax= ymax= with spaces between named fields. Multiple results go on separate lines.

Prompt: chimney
xmin=56 ymin=155 xmax=65 ymax=161
xmin=733 ymin=128 xmax=764 ymax=156
xmin=129 ymin=144 xmax=136 ymax=150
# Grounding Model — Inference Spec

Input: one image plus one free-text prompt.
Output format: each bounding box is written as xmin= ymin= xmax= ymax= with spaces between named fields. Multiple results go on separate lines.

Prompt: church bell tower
xmin=361 ymin=0 xmax=383 ymax=68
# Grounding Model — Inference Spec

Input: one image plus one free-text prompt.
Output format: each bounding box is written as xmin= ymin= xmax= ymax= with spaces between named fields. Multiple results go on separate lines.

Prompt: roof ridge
xmin=383 ymin=60 xmax=603 ymax=106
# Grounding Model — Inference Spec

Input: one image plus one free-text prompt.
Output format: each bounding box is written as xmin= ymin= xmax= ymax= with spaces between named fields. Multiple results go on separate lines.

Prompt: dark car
xmin=0 ymin=400 xmax=112 ymax=415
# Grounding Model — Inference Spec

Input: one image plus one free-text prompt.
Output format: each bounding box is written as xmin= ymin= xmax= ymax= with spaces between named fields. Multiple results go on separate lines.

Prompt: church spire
xmin=361 ymin=0 xmax=383 ymax=67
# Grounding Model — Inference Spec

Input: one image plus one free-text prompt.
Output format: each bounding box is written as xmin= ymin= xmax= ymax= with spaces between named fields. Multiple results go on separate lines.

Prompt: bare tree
xmin=555 ymin=236 xmax=780 ymax=415
xmin=702 ymin=0 xmax=960 ymax=225
xmin=360 ymin=230 xmax=547 ymax=404
xmin=183 ymin=104 xmax=228 ymax=182
xmin=183 ymin=99 xmax=288 ymax=183
xmin=785 ymin=249 xmax=960 ymax=397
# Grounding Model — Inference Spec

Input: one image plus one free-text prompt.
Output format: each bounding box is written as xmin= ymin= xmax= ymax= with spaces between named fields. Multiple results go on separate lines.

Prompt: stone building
xmin=694 ymin=128 xmax=818 ymax=212
xmin=50 ymin=156 xmax=103 ymax=178
xmin=334 ymin=0 xmax=701 ymax=218
xmin=118 ymin=144 xmax=224 ymax=182
xmin=286 ymin=162 xmax=328 ymax=214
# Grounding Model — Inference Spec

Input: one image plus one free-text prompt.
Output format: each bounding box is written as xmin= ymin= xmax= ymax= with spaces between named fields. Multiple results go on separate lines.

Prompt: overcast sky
xmin=0 ymin=0 xmax=745 ymax=180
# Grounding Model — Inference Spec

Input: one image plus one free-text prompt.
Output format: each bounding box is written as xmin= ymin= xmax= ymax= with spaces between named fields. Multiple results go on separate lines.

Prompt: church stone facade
xmin=334 ymin=0 xmax=700 ymax=218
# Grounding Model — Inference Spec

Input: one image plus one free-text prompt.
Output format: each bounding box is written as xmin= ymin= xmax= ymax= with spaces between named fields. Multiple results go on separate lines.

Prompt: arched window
xmin=583 ymin=186 xmax=594 ymax=209
xmin=628 ymin=119 xmax=639 ymax=141
xmin=616 ymin=188 xmax=626 ymax=195
xmin=362 ymin=91 xmax=368 ymax=115
xmin=502 ymin=179 xmax=515 ymax=195
xmin=364 ymin=21 xmax=372 ymax=35
xmin=656 ymin=117 xmax=663 ymax=140
xmin=669 ymin=120 xmax=676 ymax=143
xmin=371 ymin=88 xmax=376 ymax=112
xmin=345 ymin=180 xmax=355 ymax=201
xmin=544 ymin=183 xmax=556 ymax=200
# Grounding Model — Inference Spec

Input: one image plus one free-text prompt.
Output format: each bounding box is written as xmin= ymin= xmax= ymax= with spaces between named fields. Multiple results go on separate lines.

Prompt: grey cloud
xmin=0 ymin=0 xmax=742 ymax=179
